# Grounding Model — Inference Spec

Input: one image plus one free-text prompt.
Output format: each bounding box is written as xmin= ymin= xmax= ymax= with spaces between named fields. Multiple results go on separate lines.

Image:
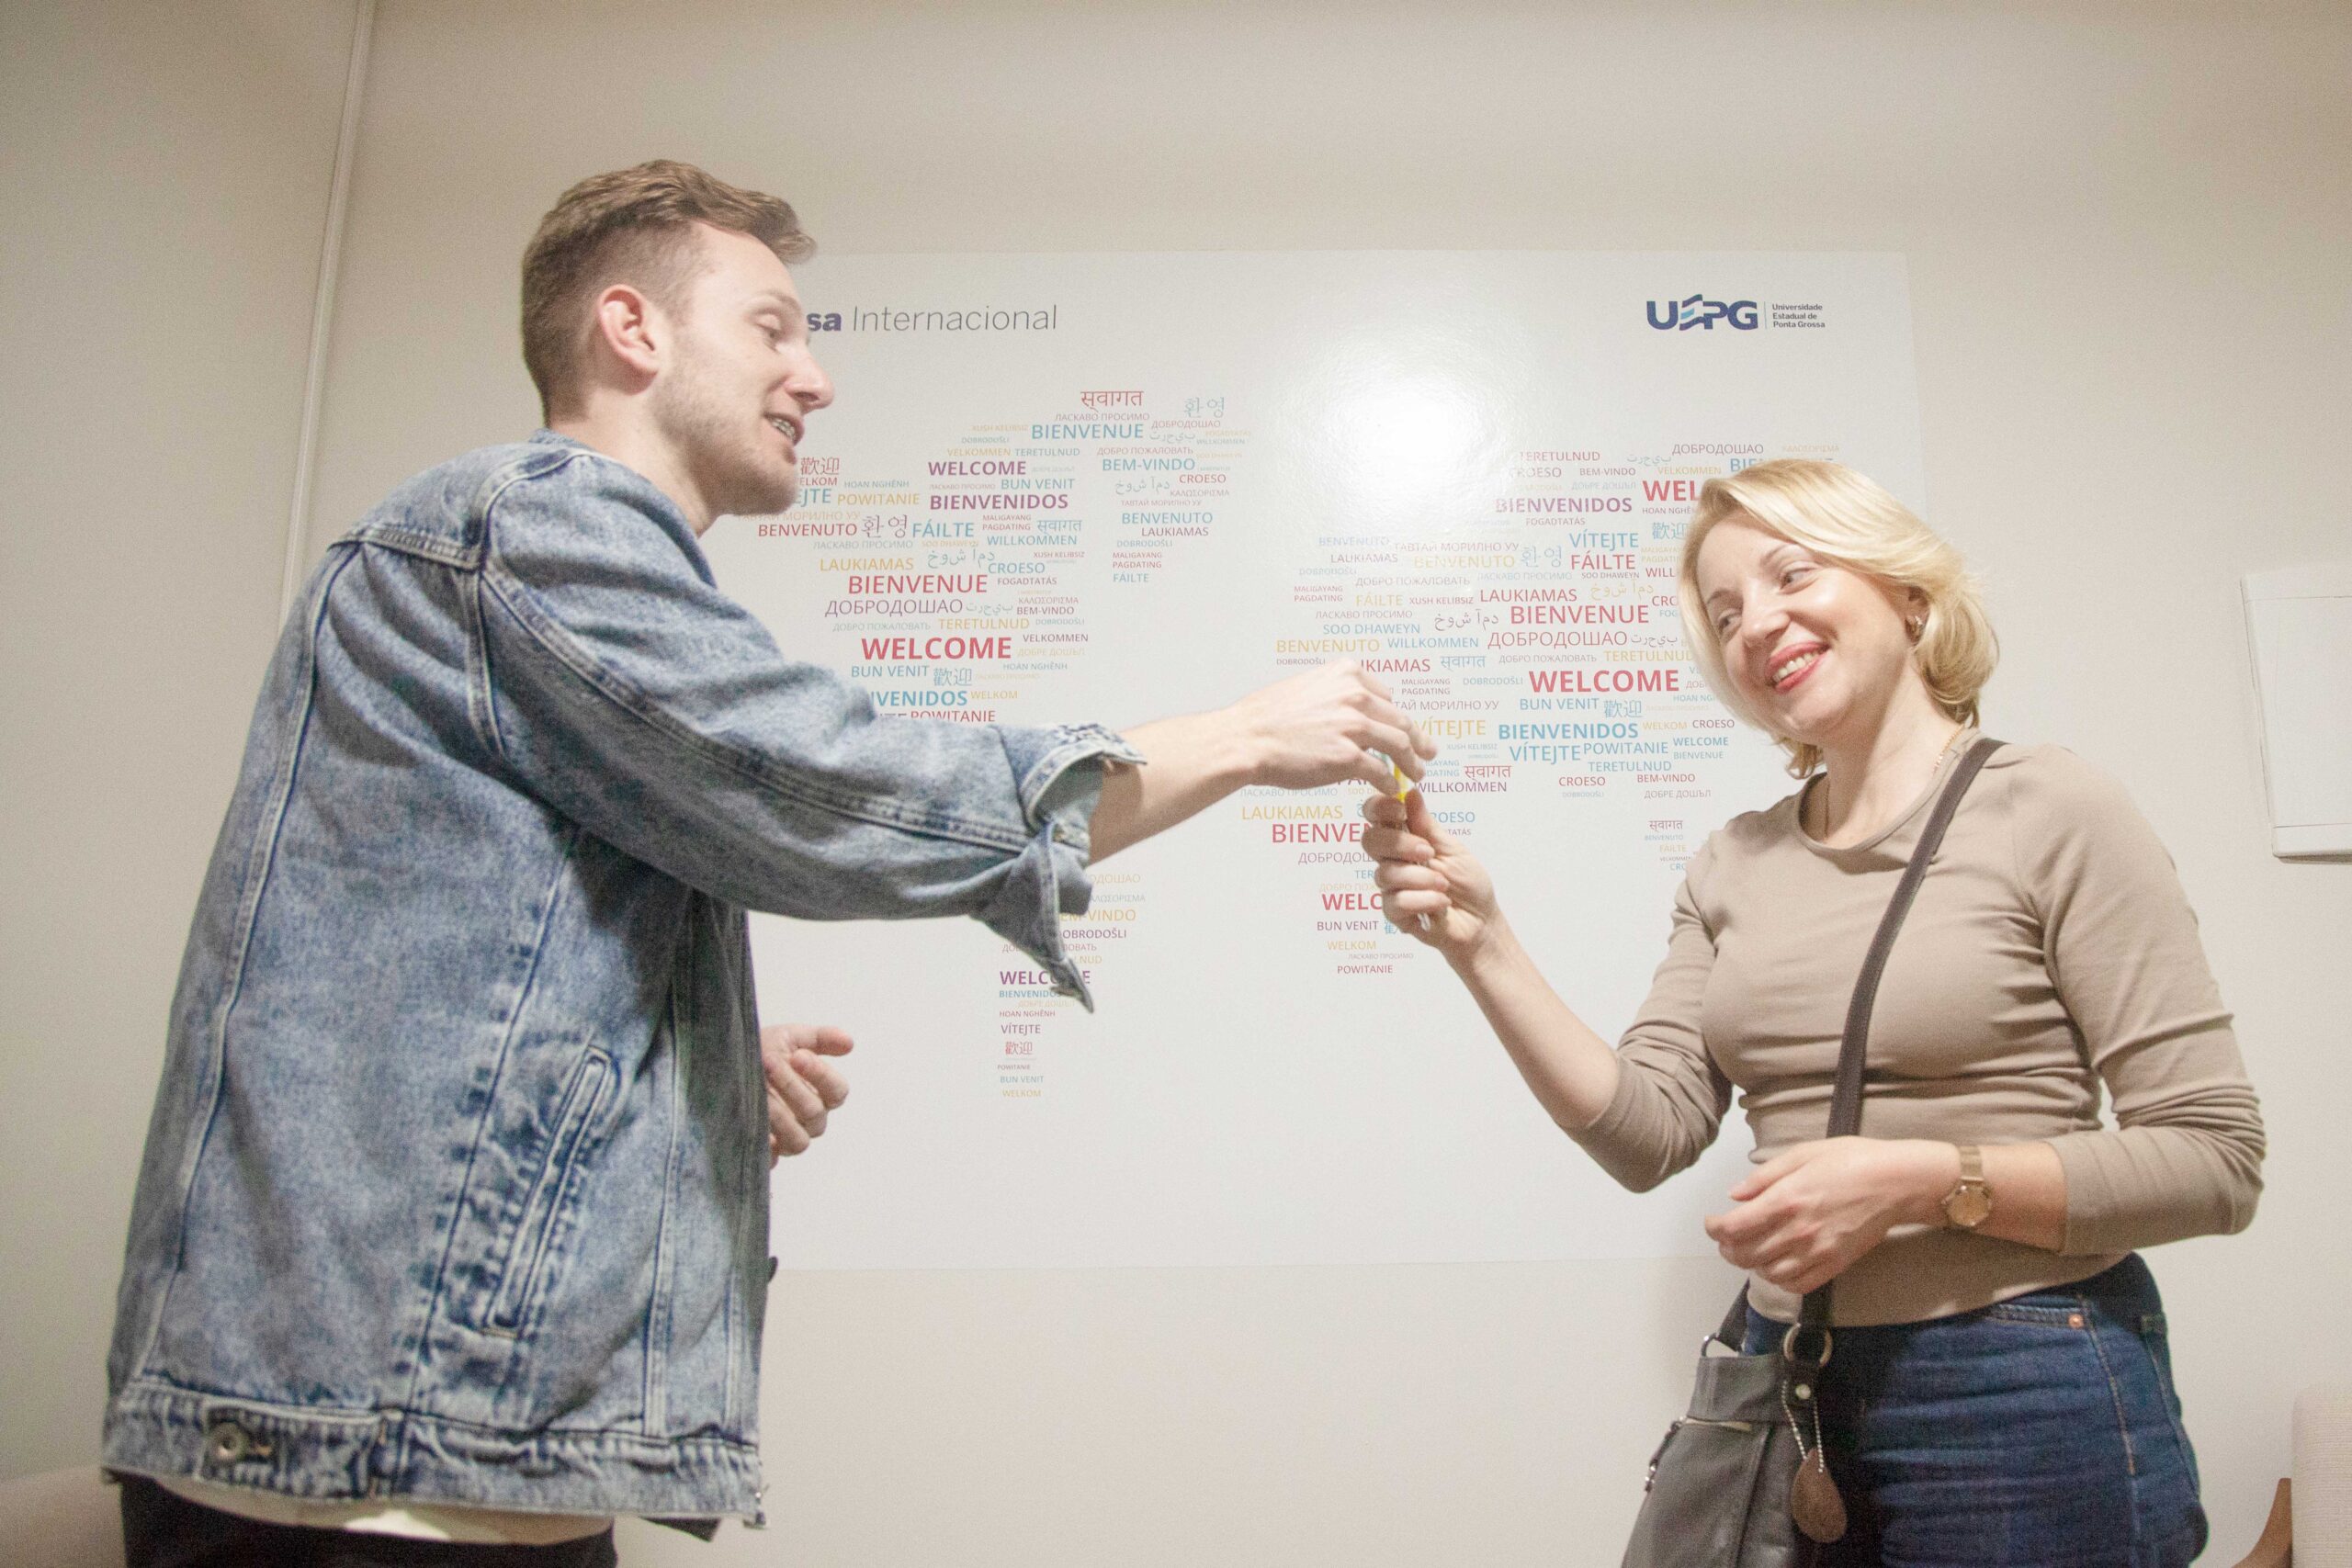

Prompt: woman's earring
xmin=1906 ymin=617 xmax=1925 ymax=643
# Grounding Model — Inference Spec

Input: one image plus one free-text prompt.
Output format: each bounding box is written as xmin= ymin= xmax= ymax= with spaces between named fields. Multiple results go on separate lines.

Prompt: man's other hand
xmin=763 ymin=1023 xmax=852 ymax=1163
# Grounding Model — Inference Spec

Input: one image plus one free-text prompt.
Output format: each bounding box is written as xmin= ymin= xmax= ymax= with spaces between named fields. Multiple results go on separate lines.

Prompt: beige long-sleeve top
xmin=1573 ymin=739 xmax=2264 ymax=1325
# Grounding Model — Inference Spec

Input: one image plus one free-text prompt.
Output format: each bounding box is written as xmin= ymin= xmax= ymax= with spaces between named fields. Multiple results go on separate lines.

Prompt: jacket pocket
xmin=483 ymin=1046 xmax=613 ymax=1336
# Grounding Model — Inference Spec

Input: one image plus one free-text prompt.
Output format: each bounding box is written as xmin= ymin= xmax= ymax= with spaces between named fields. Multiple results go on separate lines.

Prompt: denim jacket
xmin=102 ymin=432 xmax=1136 ymax=1523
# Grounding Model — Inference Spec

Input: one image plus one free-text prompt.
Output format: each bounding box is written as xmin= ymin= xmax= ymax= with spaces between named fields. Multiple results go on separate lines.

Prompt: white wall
xmin=0 ymin=0 xmax=361 ymax=1484
xmin=6 ymin=2 xmax=2346 ymax=1562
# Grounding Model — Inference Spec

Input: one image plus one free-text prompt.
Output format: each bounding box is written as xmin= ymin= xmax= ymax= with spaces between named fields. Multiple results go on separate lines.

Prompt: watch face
xmin=1946 ymin=1185 xmax=1994 ymax=1229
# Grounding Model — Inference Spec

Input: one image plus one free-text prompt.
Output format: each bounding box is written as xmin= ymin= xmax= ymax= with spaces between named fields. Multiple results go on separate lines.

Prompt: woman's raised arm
xmin=1363 ymin=788 xmax=1625 ymax=1140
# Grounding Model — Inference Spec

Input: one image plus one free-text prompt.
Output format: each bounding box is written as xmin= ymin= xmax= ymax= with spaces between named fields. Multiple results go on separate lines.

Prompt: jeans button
xmin=205 ymin=1420 xmax=251 ymax=1465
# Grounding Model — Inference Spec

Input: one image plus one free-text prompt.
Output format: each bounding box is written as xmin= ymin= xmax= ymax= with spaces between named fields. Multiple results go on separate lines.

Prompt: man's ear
xmin=588 ymin=283 xmax=665 ymax=386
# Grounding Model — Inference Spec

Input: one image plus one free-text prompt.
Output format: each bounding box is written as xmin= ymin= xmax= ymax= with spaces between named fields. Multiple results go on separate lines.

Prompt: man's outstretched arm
xmin=1088 ymin=661 xmax=1434 ymax=862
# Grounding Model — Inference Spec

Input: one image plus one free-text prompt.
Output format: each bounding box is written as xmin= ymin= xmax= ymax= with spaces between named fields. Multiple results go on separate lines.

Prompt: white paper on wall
xmin=2243 ymin=561 xmax=2352 ymax=861
xmin=700 ymin=251 xmax=1926 ymax=1269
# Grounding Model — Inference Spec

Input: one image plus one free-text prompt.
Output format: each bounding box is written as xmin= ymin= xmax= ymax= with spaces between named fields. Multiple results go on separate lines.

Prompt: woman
xmin=1363 ymin=459 xmax=2262 ymax=1566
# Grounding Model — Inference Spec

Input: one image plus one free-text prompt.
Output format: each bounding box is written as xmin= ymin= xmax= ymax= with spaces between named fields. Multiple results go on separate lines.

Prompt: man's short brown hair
xmin=521 ymin=159 xmax=814 ymax=419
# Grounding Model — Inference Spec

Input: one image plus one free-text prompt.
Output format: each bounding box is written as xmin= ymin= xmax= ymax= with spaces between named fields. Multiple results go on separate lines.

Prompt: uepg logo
xmin=1646 ymin=294 xmax=1759 ymax=331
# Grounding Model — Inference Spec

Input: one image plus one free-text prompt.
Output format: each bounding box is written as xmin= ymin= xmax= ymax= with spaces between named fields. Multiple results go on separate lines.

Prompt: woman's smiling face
xmin=1694 ymin=515 xmax=1921 ymax=750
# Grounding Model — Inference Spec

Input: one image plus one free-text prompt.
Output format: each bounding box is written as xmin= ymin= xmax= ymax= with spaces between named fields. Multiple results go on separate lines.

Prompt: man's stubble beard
xmin=650 ymin=344 xmax=798 ymax=520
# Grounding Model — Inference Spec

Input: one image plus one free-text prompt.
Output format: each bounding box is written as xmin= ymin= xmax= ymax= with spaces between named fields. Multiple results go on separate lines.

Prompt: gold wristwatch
xmin=1941 ymin=1145 xmax=1994 ymax=1230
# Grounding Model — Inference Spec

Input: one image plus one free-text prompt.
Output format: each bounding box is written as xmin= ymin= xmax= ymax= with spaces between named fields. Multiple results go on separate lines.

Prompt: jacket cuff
xmin=977 ymin=725 xmax=1143 ymax=1011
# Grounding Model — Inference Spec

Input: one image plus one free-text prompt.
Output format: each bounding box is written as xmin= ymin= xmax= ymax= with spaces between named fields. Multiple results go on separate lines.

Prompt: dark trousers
xmin=119 ymin=1475 xmax=620 ymax=1568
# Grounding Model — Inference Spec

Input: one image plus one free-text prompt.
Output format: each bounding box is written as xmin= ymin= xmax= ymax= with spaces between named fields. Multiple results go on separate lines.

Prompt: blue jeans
xmin=1743 ymin=1255 xmax=2205 ymax=1568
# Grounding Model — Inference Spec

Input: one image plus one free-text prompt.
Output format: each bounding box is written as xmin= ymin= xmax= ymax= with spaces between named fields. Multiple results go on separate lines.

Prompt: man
xmin=102 ymin=161 xmax=1430 ymax=1562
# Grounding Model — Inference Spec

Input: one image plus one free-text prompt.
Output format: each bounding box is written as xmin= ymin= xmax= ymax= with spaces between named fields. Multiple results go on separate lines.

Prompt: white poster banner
xmin=702 ymin=251 xmax=1923 ymax=1269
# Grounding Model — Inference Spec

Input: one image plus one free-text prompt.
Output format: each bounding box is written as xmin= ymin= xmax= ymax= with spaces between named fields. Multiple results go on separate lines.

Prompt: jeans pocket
xmin=2132 ymin=1316 xmax=2201 ymax=1495
xmin=1983 ymin=1298 xmax=2090 ymax=1328
xmin=2089 ymin=1304 xmax=2206 ymax=1565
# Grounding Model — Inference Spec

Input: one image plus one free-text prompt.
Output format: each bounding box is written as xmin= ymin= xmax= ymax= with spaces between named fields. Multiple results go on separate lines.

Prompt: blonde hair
xmin=1675 ymin=459 xmax=1997 ymax=777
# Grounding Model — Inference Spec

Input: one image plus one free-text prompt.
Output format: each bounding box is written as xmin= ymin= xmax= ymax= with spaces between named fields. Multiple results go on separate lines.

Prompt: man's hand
xmin=1221 ymin=660 xmax=1436 ymax=794
xmin=763 ymin=1023 xmax=853 ymax=1164
xmin=1091 ymin=661 xmax=1436 ymax=861
xmin=1702 ymin=1136 xmax=1957 ymax=1296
